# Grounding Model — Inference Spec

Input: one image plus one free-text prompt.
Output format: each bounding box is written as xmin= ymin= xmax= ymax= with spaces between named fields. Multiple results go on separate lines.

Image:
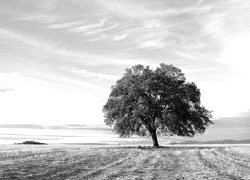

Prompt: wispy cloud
xmin=70 ymin=18 xmax=107 ymax=33
xmin=138 ymin=39 xmax=165 ymax=49
xmin=113 ymin=34 xmax=127 ymax=41
xmin=0 ymin=88 xmax=13 ymax=92
xmin=84 ymin=24 xmax=119 ymax=35
xmin=70 ymin=68 xmax=121 ymax=81
xmin=47 ymin=21 xmax=84 ymax=29
xmin=0 ymin=0 xmax=250 ymax=124
xmin=19 ymin=14 xmax=61 ymax=24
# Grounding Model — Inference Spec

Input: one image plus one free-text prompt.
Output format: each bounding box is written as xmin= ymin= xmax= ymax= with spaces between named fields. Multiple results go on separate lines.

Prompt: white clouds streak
xmin=1 ymin=0 xmax=250 ymax=124
xmin=113 ymin=34 xmax=127 ymax=41
xmin=70 ymin=18 xmax=107 ymax=32
xmin=138 ymin=39 xmax=165 ymax=49
xmin=71 ymin=68 xmax=120 ymax=81
xmin=47 ymin=21 xmax=84 ymax=29
xmin=85 ymin=24 xmax=119 ymax=35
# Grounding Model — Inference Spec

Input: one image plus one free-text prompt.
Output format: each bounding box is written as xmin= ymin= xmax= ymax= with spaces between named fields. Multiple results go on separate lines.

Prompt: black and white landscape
xmin=0 ymin=0 xmax=250 ymax=179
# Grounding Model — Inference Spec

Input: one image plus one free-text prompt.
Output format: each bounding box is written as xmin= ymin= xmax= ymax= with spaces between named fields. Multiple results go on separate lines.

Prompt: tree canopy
xmin=103 ymin=64 xmax=213 ymax=146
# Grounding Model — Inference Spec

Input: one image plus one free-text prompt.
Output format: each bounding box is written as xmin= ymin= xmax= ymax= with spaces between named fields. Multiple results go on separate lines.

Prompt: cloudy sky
xmin=0 ymin=0 xmax=250 ymax=125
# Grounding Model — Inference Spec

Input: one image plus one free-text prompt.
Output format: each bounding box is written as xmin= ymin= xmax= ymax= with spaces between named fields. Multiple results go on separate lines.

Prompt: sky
xmin=0 ymin=0 xmax=250 ymax=126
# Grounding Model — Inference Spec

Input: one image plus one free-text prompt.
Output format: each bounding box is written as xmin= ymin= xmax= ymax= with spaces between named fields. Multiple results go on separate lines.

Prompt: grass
xmin=0 ymin=144 xmax=249 ymax=179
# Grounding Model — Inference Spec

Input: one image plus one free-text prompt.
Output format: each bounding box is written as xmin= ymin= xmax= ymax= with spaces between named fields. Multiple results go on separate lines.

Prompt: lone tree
xmin=103 ymin=64 xmax=213 ymax=147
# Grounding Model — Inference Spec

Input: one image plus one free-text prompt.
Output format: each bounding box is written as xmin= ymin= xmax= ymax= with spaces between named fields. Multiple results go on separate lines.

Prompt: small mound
xmin=16 ymin=141 xmax=47 ymax=145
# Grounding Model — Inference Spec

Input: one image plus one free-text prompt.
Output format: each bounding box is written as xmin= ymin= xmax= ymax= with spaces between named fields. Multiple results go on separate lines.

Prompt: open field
xmin=0 ymin=145 xmax=249 ymax=180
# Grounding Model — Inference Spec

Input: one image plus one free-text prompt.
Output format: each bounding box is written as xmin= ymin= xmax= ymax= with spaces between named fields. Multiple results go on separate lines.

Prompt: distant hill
xmin=16 ymin=141 xmax=47 ymax=145
xmin=170 ymin=139 xmax=250 ymax=145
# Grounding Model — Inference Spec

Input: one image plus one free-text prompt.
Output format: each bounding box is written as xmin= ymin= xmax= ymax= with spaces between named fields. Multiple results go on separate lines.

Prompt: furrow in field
xmin=149 ymin=150 xmax=181 ymax=180
xmin=0 ymin=150 xmax=69 ymax=180
xmin=47 ymin=149 xmax=130 ymax=179
xmin=134 ymin=150 xmax=164 ymax=180
xmin=0 ymin=148 xmax=130 ymax=180
xmin=67 ymin=148 xmax=132 ymax=180
xmin=1 ymin=146 xmax=250 ymax=180
xmin=199 ymin=149 xmax=249 ymax=180
xmin=176 ymin=149 xmax=219 ymax=180
xmin=82 ymin=148 xmax=181 ymax=180
xmin=216 ymin=148 xmax=250 ymax=168
xmin=111 ymin=149 xmax=155 ymax=180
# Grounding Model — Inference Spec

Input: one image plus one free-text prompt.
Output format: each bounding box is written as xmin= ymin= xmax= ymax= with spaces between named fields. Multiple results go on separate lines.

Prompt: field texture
xmin=0 ymin=145 xmax=249 ymax=180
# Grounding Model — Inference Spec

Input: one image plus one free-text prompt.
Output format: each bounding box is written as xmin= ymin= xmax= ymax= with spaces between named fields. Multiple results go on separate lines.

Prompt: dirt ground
xmin=0 ymin=145 xmax=249 ymax=180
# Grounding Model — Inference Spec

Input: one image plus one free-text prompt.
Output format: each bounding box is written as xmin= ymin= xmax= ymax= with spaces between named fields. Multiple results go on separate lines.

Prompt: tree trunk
xmin=149 ymin=129 xmax=159 ymax=147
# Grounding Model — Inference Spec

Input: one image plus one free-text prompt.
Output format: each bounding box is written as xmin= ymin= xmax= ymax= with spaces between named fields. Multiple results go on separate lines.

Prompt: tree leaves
xmin=103 ymin=63 xmax=213 ymax=142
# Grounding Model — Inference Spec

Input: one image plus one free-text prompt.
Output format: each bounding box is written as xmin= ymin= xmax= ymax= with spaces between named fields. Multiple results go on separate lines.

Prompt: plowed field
xmin=0 ymin=145 xmax=249 ymax=179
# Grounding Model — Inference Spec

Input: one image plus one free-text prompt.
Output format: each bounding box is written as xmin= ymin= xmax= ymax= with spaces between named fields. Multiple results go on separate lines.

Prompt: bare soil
xmin=0 ymin=145 xmax=249 ymax=179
